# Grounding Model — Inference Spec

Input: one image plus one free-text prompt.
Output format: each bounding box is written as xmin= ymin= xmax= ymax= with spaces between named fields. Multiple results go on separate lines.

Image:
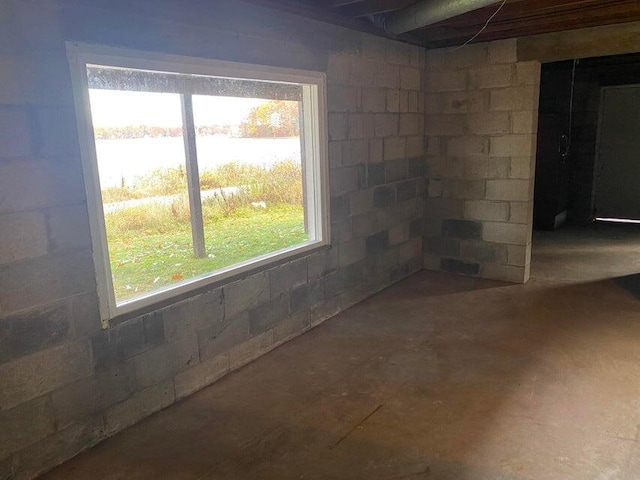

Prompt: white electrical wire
xmin=452 ymin=0 xmax=508 ymax=51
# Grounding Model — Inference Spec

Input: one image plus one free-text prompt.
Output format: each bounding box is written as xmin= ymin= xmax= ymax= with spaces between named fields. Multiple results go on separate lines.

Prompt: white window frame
xmin=66 ymin=42 xmax=330 ymax=322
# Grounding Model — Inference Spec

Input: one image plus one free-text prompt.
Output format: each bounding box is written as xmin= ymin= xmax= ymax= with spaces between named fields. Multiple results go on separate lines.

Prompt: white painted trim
xmin=66 ymin=42 xmax=329 ymax=323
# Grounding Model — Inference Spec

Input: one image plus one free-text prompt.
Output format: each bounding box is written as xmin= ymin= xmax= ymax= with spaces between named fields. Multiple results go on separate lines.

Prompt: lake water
xmin=95 ymin=136 xmax=301 ymax=188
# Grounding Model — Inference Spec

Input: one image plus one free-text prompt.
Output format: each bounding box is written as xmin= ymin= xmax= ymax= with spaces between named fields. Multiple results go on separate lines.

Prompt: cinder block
xmin=490 ymin=86 xmax=540 ymax=111
xmin=385 ymin=42 xmax=411 ymax=66
xmin=349 ymin=58 xmax=378 ymax=87
xmin=442 ymin=219 xmax=482 ymax=239
xmin=326 ymin=54 xmax=351 ymax=84
xmin=440 ymin=258 xmax=480 ymax=276
xmin=464 ymin=200 xmax=509 ymax=222
xmin=0 ymin=302 xmax=70 ymax=364
xmin=397 ymin=180 xmax=417 ymax=202
xmin=0 ymin=249 xmax=94 ymax=315
xmin=483 ymin=222 xmax=530 ymax=245
xmin=400 ymin=66 xmax=421 ymax=91
xmin=442 ymin=179 xmax=485 ymax=200
xmin=442 ymin=91 xmax=487 ymax=114
xmin=488 ymin=39 xmax=518 ymax=64
xmin=424 ymin=114 xmax=465 ymax=136
xmin=248 ymin=294 xmax=290 ymax=335
xmin=374 ymin=114 xmax=399 ymax=137
xmin=375 ymin=64 xmax=400 ymax=88
xmin=51 ymin=362 xmax=136 ymax=430
xmin=428 ymin=179 xmax=443 ymax=198
xmin=228 ymin=330 xmax=275 ymax=371
xmin=0 ymin=107 xmax=31 ymax=158
xmin=511 ymin=111 xmax=538 ymax=134
xmin=331 ymin=194 xmax=350 ymax=220
xmin=399 ymin=113 xmax=422 ymax=136
xmin=197 ymin=311 xmax=250 ymax=361
xmin=507 ymin=244 xmax=531 ymax=267
xmin=46 ymin=204 xmax=91 ymax=252
xmin=329 ymin=166 xmax=359 ymax=196
xmin=510 ymin=201 xmax=532 ymax=224
xmin=0 ymin=211 xmax=48 ymax=264
xmin=425 ymin=236 xmax=460 ymax=257
xmin=105 ymin=380 xmax=175 ymax=435
xmin=464 ymin=157 xmax=510 ymax=179
xmin=516 ymin=61 xmax=541 ymax=86
xmin=425 ymin=136 xmax=442 ymax=155
xmin=406 ymin=136 xmax=424 ymax=157
xmin=71 ymin=292 xmax=102 ymax=336
xmin=349 ymin=189 xmax=373 ymax=216
xmin=374 ymin=186 xmax=395 ymax=207
xmin=486 ymin=179 xmax=532 ymax=202
xmin=162 ymin=289 xmax=223 ymax=342
xmin=425 ymin=93 xmax=443 ymax=114
xmin=361 ymin=88 xmax=386 ymax=113
xmin=352 ymin=212 xmax=377 ymax=238
xmin=269 ymin=258 xmax=308 ymax=297
xmin=12 ymin=416 xmax=105 ymax=480
xmin=461 ymin=240 xmax=507 ymax=264
xmin=327 ymin=84 xmax=358 ymax=113
xmin=328 ymin=113 xmax=348 ymax=141
xmin=307 ymin=248 xmax=339 ymax=280
xmin=466 ymin=112 xmax=510 ymax=135
xmin=426 ymin=71 xmax=466 ymax=93
xmin=0 ymin=397 xmax=55 ymax=459
xmin=389 ymin=223 xmax=411 ymax=246
xmin=365 ymin=230 xmax=389 ymax=254
xmin=348 ymin=115 xmax=373 ymax=140
xmin=446 ymin=136 xmax=488 ymax=156
xmin=338 ymin=238 xmax=366 ymax=267
xmin=0 ymin=157 xmax=86 ymax=215
xmin=369 ymin=138 xmax=383 ymax=163
xmin=0 ymin=339 xmax=92 ymax=411
xmin=383 ymin=137 xmax=406 ymax=161
xmin=481 ymin=262 xmax=526 ymax=283
xmin=273 ymin=309 xmax=311 ymax=344
xmin=490 ymin=135 xmax=536 ymax=157
xmin=223 ymin=272 xmax=269 ymax=319
xmin=444 ymin=43 xmax=488 ymax=69
xmin=133 ymin=333 xmax=198 ymax=389
xmin=510 ymin=156 xmax=535 ymax=179
xmin=36 ymin=107 xmax=80 ymax=157
xmin=386 ymin=89 xmax=400 ymax=113
xmin=469 ymin=64 xmax=515 ymax=89
xmin=424 ymin=197 xmax=464 ymax=219
xmin=342 ymin=139 xmax=368 ymax=166
xmin=174 ymin=352 xmax=229 ymax=400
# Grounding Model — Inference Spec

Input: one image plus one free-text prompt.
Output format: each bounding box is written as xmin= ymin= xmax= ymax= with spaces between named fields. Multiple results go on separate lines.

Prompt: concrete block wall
xmin=0 ymin=1 xmax=425 ymax=478
xmin=423 ymin=39 xmax=541 ymax=283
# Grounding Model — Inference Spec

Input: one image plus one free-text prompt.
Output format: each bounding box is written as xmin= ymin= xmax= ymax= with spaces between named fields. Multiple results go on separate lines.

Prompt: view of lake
xmin=95 ymin=136 xmax=302 ymax=188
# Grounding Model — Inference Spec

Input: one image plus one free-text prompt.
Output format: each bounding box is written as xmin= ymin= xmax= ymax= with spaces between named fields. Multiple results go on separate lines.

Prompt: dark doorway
xmin=533 ymin=53 xmax=640 ymax=230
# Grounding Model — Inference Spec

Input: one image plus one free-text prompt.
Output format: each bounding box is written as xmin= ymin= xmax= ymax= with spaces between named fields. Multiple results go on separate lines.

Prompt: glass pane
xmin=87 ymin=64 xmax=314 ymax=309
xmin=89 ymin=88 xmax=192 ymax=304
xmin=191 ymin=95 xmax=308 ymax=272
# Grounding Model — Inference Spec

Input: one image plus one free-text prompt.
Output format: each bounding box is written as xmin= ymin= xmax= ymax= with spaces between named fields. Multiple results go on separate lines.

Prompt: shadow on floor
xmin=41 ymin=265 xmax=640 ymax=480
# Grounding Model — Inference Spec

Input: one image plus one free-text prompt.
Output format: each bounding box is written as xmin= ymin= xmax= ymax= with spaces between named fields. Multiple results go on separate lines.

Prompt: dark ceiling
xmin=250 ymin=0 xmax=640 ymax=48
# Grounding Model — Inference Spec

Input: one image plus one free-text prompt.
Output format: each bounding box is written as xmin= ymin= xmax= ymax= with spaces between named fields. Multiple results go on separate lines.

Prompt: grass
xmin=102 ymin=160 xmax=306 ymax=301
xmin=108 ymin=204 xmax=307 ymax=301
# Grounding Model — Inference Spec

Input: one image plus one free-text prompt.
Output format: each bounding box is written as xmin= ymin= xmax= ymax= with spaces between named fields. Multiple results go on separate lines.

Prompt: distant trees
xmin=239 ymin=100 xmax=299 ymax=138
xmin=93 ymin=100 xmax=299 ymax=140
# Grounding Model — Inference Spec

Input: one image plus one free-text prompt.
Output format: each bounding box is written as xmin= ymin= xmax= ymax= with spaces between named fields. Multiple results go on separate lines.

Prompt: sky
xmin=88 ymin=89 xmax=267 ymax=128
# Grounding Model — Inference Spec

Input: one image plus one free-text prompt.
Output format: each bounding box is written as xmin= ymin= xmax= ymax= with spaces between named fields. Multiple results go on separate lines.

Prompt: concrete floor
xmin=43 ymin=223 xmax=640 ymax=479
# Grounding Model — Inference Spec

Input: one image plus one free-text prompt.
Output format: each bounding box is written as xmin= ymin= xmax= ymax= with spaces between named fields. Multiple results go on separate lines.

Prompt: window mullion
xmin=180 ymin=94 xmax=206 ymax=258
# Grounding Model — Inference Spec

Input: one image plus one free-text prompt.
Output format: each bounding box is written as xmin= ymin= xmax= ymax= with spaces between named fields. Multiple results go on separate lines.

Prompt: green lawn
xmin=107 ymin=205 xmax=307 ymax=302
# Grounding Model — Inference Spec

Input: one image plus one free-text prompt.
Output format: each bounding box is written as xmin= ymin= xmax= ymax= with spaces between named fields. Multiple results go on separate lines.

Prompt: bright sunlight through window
xmin=68 ymin=45 xmax=328 ymax=320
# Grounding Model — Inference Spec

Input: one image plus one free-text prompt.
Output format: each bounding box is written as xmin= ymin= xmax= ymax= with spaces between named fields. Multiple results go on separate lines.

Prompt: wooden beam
xmin=336 ymin=0 xmax=417 ymax=18
xmin=517 ymin=20 xmax=640 ymax=63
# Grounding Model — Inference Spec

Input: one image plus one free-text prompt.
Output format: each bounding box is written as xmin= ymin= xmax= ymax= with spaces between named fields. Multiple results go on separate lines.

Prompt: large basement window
xmin=67 ymin=44 xmax=329 ymax=321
